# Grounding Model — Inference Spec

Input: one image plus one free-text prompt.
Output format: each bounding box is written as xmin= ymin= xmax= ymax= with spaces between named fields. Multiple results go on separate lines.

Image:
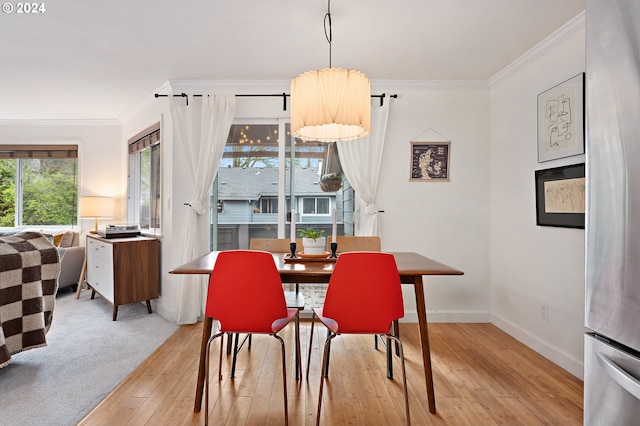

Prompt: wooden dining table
xmin=169 ymin=250 xmax=463 ymax=414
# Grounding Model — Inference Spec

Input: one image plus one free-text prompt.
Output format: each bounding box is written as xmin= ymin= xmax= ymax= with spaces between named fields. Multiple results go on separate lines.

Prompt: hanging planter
xmin=320 ymin=142 xmax=343 ymax=192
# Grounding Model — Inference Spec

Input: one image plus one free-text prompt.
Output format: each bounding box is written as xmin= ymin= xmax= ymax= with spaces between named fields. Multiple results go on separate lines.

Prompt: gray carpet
xmin=0 ymin=287 xmax=179 ymax=426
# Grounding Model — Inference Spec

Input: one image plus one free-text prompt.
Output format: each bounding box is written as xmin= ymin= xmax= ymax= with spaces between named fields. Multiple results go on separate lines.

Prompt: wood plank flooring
xmin=79 ymin=322 xmax=583 ymax=425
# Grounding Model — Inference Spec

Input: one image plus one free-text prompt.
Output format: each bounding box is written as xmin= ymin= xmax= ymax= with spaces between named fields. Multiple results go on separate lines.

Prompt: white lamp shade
xmin=80 ymin=196 xmax=114 ymax=218
xmin=290 ymin=68 xmax=371 ymax=142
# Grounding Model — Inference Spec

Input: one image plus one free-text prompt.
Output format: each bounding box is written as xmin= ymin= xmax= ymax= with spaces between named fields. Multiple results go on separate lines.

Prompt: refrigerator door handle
xmin=597 ymin=352 xmax=640 ymax=400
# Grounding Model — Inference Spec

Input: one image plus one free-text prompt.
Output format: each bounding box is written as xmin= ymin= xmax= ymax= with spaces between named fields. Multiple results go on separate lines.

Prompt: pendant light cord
xmin=324 ymin=0 xmax=332 ymax=68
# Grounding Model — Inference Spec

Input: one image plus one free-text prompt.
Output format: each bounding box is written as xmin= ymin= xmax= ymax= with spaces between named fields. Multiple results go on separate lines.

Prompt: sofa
xmin=52 ymin=230 xmax=85 ymax=291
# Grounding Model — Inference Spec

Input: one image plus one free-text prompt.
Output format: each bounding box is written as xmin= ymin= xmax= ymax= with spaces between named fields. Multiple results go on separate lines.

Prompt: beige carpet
xmin=0 ymin=288 xmax=178 ymax=426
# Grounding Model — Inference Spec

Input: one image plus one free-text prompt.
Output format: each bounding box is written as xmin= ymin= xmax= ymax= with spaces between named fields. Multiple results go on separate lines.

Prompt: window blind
xmin=0 ymin=144 xmax=78 ymax=159
xmin=128 ymin=124 xmax=160 ymax=154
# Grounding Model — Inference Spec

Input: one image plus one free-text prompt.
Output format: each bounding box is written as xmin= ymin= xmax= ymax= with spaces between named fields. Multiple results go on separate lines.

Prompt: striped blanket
xmin=0 ymin=232 xmax=60 ymax=368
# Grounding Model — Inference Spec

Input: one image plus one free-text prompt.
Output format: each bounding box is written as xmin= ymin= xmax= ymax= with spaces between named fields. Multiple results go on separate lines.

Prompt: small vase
xmin=302 ymin=237 xmax=326 ymax=254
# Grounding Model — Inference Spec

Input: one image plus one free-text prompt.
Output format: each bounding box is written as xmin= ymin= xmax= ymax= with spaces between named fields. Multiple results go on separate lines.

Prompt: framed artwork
xmin=535 ymin=163 xmax=585 ymax=229
xmin=410 ymin=142 xmax=450 ymax=181
xmin=537 ymin=73 xmax=585 ymax=162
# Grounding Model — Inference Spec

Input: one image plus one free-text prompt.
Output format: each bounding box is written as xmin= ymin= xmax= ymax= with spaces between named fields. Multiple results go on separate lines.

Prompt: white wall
xmin=374 ymin=81 xmax=492 ymax=323
xmin=489 ymin=17 xmax=586 ymax=378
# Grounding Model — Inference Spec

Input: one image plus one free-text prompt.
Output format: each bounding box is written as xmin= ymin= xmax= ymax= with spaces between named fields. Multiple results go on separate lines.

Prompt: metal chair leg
xmin=273 ymin=334 xmax=289 ymax=426
xmin=388 ymin=334 xmax=410 ymax=426
xmin=295 ymin=312 xmax=301 ymax=380
xmin=205 ymin=331 xmax=224 ymax=426
xmin=324 ymin=328 xmax=332 ymax=378
xmin=316 ymin=332 xmax=337 ymax=426
xmin=306 ymin=314 xmax=316 ymax=380
xmin=231 ymin=333 xmax=240 ymax=378
xmin=387 ymin=335 xmax=394 ymax=379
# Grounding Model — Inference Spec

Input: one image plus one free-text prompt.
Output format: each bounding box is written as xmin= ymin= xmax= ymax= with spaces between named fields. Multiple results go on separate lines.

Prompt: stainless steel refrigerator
xmin=585 ymin=0 xmax=640 ymax=424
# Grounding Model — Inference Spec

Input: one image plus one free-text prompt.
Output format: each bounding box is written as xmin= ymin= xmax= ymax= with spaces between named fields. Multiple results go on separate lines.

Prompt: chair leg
xmin=273 ymin=334 xmax=289 ymax=426
xmin=387 ymin=335 xmax=393 ymax=379
xmin=205 ymin=331 xmax=224 ymax=426
xmin=226 ymin=333 xmax=233 ymax=354
xmin=306 ymin=314 xmax=316 ymax=380
xmin=393 ymin=320 xmax=400 ymax=356
xmin=316 ymin=332 xmax=337 ymax=426
xmin=375 ymin=320 xmax=400 ymax=355
xmin=295 ymin=312 xmax=301 ymax=380
xmin=324 ymin=328 xmax=332 ymax=378
xmin=218 ymin=336 xmax=224 ymax=380
xmin=388 ymin=334 xmax=410 ymax=426
xmin=231 ymin=332 xmax=240 ymax=378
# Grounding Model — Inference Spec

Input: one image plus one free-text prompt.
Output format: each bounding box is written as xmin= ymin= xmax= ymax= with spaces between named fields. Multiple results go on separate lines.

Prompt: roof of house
xmin=217 ymin=167 xmax=333 ymax=201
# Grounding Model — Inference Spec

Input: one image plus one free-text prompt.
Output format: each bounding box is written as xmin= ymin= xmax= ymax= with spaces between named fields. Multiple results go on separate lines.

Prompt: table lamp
xmin=80 ymin=196 xmax=114 ymax=234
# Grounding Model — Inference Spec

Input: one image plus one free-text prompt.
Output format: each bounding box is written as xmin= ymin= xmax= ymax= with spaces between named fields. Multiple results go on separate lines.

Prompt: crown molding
xmin=489 ymin=11 xmax=585 ymax=86
xmin=118 ymin=81 xmax=172 ymax=124
xmin=0 ymin=119 xmax=120 ymax=126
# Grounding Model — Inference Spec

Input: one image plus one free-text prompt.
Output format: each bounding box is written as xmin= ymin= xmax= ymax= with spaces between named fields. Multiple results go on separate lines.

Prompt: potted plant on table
xmin=297 ymin=228 xmax=326 ymax=254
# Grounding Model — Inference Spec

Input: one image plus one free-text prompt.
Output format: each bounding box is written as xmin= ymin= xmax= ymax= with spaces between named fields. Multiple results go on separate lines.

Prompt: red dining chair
xmin=306 ymin=251 xmax=410 ymax=426
xmin=204 ymin=250 xmax=300 ymax=426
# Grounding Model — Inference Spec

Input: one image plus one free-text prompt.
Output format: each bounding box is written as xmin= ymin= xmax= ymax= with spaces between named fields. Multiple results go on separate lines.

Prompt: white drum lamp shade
xmin=80 ymin=196 xmax=114 ymax=233
xmin=290 ymin=67 xmax=371 ymax=142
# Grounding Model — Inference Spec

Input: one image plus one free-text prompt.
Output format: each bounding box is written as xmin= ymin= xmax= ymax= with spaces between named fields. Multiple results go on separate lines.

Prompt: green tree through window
xmin=0 ymin=154 xmax=78 ymax=227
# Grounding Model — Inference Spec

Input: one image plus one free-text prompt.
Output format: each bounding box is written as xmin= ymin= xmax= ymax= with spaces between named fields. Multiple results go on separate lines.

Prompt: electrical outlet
xmin=541 ymin=303 xmax=549 ymax=321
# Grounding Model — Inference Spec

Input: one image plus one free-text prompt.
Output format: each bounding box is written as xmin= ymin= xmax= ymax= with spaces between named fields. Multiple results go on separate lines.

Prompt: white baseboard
xmin=152 ymin=300 xmax=177 ymax=323
xmin=491 ymin=313 xmax=584 ymax=379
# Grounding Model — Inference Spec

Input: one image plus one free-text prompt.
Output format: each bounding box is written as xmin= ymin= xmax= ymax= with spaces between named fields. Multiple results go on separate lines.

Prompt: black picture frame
xmin=410 ymin=142 xmax=450 ymax=181
xmin=535 ymin=163 xmax=585 ymax=228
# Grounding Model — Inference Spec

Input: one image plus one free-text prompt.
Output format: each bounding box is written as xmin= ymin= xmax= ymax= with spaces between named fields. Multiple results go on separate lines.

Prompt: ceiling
xmin=0 ymin=0 xmax=584 ymax=122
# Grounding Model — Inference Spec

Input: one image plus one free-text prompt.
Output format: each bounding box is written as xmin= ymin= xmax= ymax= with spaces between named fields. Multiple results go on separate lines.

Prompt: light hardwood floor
xmin=79 ymin=322 xmax=583 ymax=425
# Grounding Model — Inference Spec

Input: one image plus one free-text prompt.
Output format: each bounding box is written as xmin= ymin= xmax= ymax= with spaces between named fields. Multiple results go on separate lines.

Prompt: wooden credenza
xmin=86 ymin=235 xmax=159 ymax=321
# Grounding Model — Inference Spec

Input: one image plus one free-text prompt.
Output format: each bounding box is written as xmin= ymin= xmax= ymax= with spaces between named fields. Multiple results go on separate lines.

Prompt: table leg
xmin=414 ymin=275 xmax=436 ymax=414
xmin=194 ymin=316 xmax=213 ymax=412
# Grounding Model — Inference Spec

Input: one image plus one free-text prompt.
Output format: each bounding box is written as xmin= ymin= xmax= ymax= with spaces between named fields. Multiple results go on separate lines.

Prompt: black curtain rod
xmin=154 ymin=92 xmax=397 ymax=109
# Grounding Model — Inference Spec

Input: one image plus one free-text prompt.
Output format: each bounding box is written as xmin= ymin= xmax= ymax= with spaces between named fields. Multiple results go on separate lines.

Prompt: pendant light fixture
xmin=290 ymin=0 xmax=371 ymax=142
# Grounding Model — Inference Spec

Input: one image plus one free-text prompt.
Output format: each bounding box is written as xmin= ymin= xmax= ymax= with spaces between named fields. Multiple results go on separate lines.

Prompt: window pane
xmin=139 ymin=148 xmax=151 ymax=229
xmin=317 ymin=197 xmax=330 ymax=214
xmin=0 ymin=160 xmax=16 ymax=226
xmin=259 ymin=197 xmax=277 ymax=214
xmin=215 ymin=123 xmax=281 ymax=250
xmin=136 ymin=144 xmax=161 ymax=231
xmin=21 ymin=158 xmax=78 ymax=225
xmin=302 ymin=197 xmax=316 ymax=214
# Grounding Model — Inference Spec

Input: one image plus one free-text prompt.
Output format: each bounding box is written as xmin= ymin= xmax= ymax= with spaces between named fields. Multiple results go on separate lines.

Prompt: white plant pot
xmin=302 ymin=237 xmax=326 ymax=254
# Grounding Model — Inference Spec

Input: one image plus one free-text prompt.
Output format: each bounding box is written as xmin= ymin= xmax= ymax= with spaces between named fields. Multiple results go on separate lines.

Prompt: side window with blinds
xmin=128 ymin=124 xmax=161 ymax=233
xmin=0 ymin=145 xmax=78 ymax=227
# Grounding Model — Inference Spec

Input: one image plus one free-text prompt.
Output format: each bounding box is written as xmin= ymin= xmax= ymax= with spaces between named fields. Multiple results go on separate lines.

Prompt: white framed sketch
xmin=537 ymin=73 xmax=585 ymax=162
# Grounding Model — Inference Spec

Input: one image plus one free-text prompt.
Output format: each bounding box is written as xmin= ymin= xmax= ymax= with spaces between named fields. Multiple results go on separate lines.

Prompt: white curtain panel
xmin=170 ymin=94 xmax=235 ymax=324
xmin=337 ymin=99 xmax=391 ymax=236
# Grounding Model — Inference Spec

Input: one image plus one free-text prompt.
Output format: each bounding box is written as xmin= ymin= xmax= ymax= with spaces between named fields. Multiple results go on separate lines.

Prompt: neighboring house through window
xmin=128 ymin=124 xmax=161 ymax=233
xmin=0 ymin=144 xmax=78 ymax=227
xmin=212 ymin=120 xmax=350 ymax=250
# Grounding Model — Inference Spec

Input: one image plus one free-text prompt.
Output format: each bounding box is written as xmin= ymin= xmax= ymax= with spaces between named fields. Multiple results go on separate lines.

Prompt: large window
xmin=212 ymin=120 xmax=349 ymax=251
xmin=128 ymin=124 xmax=161 ymax=233
xmin=0 ymin=145 xmax=78 ymax=227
